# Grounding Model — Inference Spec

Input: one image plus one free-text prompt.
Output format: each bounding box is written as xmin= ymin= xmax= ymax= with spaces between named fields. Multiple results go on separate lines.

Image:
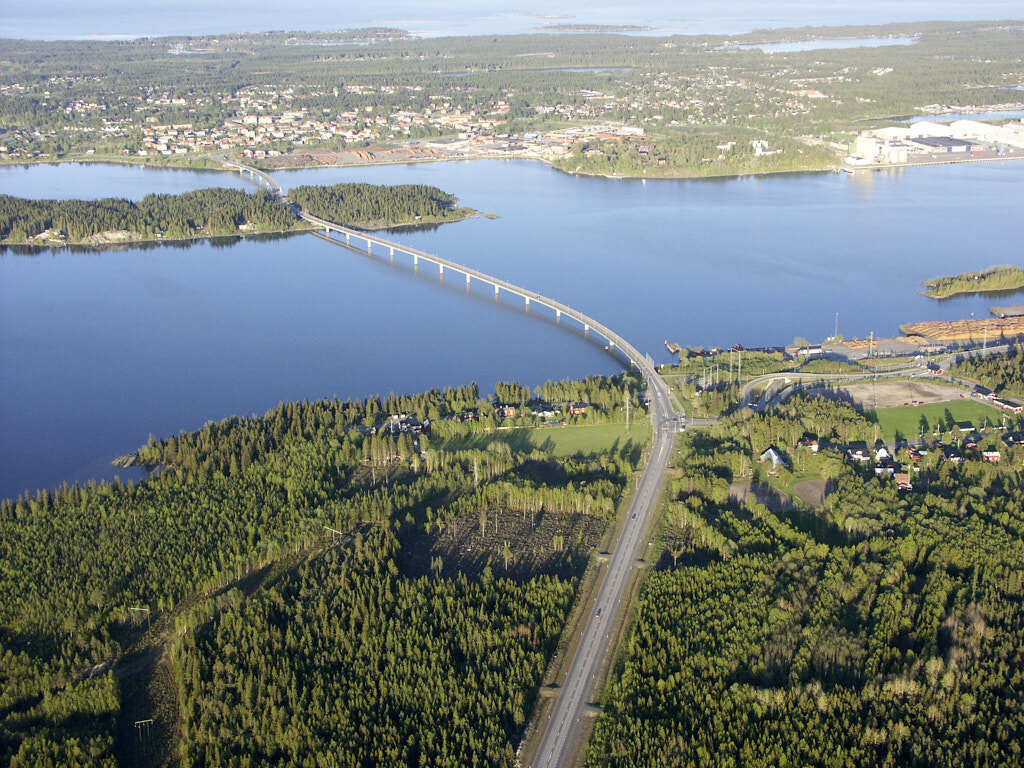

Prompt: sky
xmin=2 ymin=0 xmax=1022 ymax=40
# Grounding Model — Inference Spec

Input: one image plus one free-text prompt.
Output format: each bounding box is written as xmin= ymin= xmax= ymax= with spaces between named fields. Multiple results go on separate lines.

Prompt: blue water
xmin=0 ymin=163 xmax=252 ymax=200
xmin=908 ymin=110 xmax=1024 ymax=123
xmin=2 ymin=159 xmax=1023 ymax=498
xmin=2 ymin=1 xmax=1021 ymax=40
xmin=731 ymin=36 xmax=917 ymax=54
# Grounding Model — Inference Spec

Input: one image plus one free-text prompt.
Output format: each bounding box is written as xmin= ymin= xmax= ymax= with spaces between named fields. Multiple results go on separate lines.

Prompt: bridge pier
xmin=366 ymin=240 xmax=372 ymax=255
xmin=414 ymin=254 xmax=419 ymax=268
xmin=465 ymin=272 xmax=471 ymax=287
xmin=494 ymin=284 xmax=500 ymax=298
xmin=439 ymin=264 xmax=444 ymax=279
xmin=584 ymin=323 xmax=590 ymax=336
xmin=389 ymin=246 xmax=394 ymax=263
xmin=345 ymin=233 xmax=350 ymax=245
xmin=556 ymin=309 xmax=561 ymax=323
xmin=525 ymin=297 xmax=530 ymax=309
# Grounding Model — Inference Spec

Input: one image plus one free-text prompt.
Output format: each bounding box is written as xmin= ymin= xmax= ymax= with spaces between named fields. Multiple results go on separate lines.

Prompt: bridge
xmin=223 ymin=160 xmax=283 ymax=197
xmin=226 ymin=161 xmax=683 ymax=768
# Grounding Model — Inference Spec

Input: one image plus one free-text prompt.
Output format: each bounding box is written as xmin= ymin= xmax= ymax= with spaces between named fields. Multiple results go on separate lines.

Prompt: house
xmin=905 ymin=448 xmax=924 ymax=461
xmin=874 ymin=465 xmax=896 ymax=477
xmin=875 ymin=447 xmax=891 ymax=462
xmin=568 ymin=402 xmax=589 ymax=417
xmin=798 ymin=437 xmax=820 ymax=453
xmin=994 ymin=398 xmax=1023 ymax=414
xmin=495 ymin=405 xmax=518 ymax=419
xmin=982 ymin=451 xmax=1001 ymax=464
xmin=1003 ymin=431 xmax=1024 ymax=446
xmin=941 ymin=445 xmax=964 ymax=465
xmin=759 ymin=447 xmax=787 ymax=474
xmin=847 ymin=443 xmax=871 ymax=462
xmin=894 ymin=472 xmax=913 ymax=491
xmin=972 ymin=385 xmax=995 ymax=400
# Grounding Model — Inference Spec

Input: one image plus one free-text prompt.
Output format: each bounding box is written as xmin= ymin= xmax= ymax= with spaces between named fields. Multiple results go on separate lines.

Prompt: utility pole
xmin=624 ymin=389 xmax=630 ymax=433
xmin=869 ymin=331 xmax=874 ymax=357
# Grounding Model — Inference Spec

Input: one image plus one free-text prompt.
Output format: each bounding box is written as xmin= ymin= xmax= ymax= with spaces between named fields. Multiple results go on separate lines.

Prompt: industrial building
xmin=845 ymin=117 xmax=1024 ymax=166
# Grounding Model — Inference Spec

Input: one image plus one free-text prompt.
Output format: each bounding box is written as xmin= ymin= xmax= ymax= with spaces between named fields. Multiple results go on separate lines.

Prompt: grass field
xmin=440 ymin=420 xmax=651 ymax=457
xmin=866 ymin=399 xmax=1003 ymax=442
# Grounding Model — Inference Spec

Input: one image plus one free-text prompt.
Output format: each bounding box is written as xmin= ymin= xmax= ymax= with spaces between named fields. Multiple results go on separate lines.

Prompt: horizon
xmin=2 ymin=0 xmax=1023 ymax=41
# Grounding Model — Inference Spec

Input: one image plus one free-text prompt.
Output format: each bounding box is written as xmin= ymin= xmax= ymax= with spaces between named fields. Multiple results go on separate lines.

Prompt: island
xmin=0 ymin=182 xmax=478 ymax=246
xmin=288 ymin=182 xmax=478 ymax=230
xmin=0 ymin=188 xmax=305 ymax=246
xmin=923 ymin=265 xmax=1024 ymax=299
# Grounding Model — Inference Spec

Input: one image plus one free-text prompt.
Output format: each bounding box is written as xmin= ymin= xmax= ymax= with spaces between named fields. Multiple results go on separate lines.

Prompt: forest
xmin=0 ymin=188 xmax=303 ymax=244
xmin=586 ymin=383 xmax=1024 ymax=767
xmin=952 ymin=343 xmax=1024 ymax=399
xmin=288 ymin=183 xmax=475 ymax=229
xmin=0 ymin=374 xmax=644 ymax=766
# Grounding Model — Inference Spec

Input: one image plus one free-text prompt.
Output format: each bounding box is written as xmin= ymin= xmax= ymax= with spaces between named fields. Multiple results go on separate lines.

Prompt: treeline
xmin=555 ymin=133 xmax=837 ymax=178
xmin=0 ymin=375 xmax=641 ymax=763
xmin=952 ymin=343 xmax=1024 ymax=399
xmin=289 ymin=182 xmax=474 ymax=229
xmin=923 ymin=265 xmax=1024 ymax=299
xmin=0 ymin=188 xmax=302 ymax=243
xmin=587 ymin=389 xmax=1024 ymax=767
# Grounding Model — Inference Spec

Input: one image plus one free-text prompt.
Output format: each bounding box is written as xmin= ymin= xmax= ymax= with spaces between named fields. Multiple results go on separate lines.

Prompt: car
xmin=631 ymin=512 xmax=637 ymax=519
xmin=595 ymin=607 xmax=602 ymax=618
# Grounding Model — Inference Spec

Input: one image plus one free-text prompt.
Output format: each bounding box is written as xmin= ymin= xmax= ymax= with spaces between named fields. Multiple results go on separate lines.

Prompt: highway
xmin=530 ymin=375 xmax=678 ymax=768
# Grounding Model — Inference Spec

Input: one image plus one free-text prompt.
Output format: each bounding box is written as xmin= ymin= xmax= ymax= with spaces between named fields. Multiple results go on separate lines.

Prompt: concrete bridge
xmin=223 ymin=160 xmax=283 ymax=197
xmin=301 ymin=212 xmax=677 ymax=393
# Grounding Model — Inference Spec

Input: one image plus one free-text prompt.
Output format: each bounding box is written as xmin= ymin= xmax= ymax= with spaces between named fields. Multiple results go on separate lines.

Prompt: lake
xmin=908 ymin=110 xmax=1024 ymax=123
xmin=2 ymin=158 xmax=1023 ymax=498
xmin=730 ymin=37 xmax=917 ymax=54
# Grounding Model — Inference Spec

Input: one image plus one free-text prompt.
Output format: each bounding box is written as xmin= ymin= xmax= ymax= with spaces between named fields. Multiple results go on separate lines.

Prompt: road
xmin=740 ymin=345 xmax=1010 ymax=412
xmin=531 ymin=374 xmax=679 ymax=768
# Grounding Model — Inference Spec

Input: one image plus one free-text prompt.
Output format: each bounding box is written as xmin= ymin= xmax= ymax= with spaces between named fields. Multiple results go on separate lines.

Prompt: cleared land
xmin=814 ymin=379 xmax=964 ymax=409
xmin=866 ymin=400 xmax=1003 ymax=442
xmin=900 ymin=316 xmax=1024 ymax=342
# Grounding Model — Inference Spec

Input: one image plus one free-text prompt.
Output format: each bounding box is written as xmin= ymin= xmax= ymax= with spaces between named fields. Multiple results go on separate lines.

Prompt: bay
xmin=2 ymin=158 xmax=1023 ymax=498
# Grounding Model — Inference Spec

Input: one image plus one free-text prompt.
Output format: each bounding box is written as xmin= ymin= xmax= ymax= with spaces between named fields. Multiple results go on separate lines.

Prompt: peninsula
xmin=922 ymin=265 xmax=1024 ymax=299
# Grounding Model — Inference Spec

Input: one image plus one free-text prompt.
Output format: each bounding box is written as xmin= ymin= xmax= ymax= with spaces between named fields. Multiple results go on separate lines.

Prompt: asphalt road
xmin=531 ymin=376 xmax=679 ymax=768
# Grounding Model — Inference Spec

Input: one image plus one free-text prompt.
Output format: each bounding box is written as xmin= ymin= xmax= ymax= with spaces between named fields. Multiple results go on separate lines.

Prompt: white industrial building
xmin=948 ymin=119 xmax=1024 ymax=148
xmin=848 ymin=117 xmax=1024 ymax=165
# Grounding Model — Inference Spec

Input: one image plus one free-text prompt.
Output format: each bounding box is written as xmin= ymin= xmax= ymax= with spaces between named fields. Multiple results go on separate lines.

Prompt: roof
xmin=909 ymin=136 xmax=973 ymax=148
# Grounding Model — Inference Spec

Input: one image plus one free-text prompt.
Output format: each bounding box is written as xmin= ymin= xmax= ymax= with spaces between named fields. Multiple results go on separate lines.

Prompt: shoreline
xmin=13 ymin=145 xmax=1023 ymax=183
xmin=1 ymin=225 xmax=315 ymax=251
xmin=3 ymin=150 xmax=842 ymax=183
xmin=843 ymin=153 xmax=1024 ymax=173
xmin=0 ymin=211 xmax=482 ymax=251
